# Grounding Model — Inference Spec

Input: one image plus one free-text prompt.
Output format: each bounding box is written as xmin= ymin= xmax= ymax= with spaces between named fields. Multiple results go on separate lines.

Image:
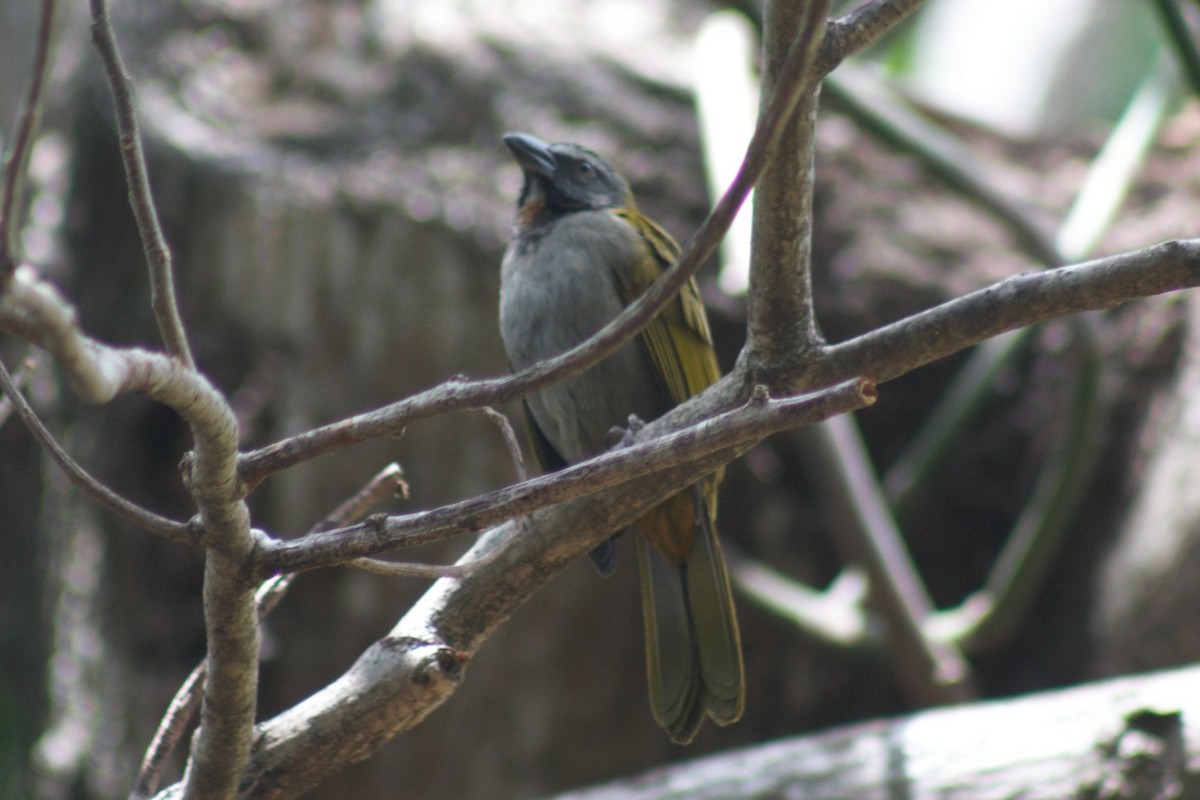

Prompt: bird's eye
xmin=578 ymin=162 xmax=593 ymax=175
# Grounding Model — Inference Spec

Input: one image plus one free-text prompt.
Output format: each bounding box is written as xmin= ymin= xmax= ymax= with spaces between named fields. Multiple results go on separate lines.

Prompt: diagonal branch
xmin=813 ymin=239 xmax=1200 ymax=386
xmin=260 ymin=379 xmax=875 ymax=574
xmin=0 ymin=356 xmax=193 ymax=542
xmin=238 ymin=389 xmax=876 ymax=798
xmin=0 ymin=0 xmax=58 ymax=281
xmin=88 ymin=0 xmax=194 ymax=368
xmin=820 ymin=0 xmax=930 ymax=72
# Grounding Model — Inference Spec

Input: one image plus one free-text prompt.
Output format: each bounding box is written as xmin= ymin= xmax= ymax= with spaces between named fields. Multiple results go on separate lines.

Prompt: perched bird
xmin=498 ymin=132 xmax=744 ymax=744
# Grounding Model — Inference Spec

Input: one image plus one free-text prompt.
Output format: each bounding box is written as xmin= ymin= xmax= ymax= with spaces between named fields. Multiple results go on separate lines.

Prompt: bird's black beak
xmin=504 ymin=133 xmax=556 ymax=179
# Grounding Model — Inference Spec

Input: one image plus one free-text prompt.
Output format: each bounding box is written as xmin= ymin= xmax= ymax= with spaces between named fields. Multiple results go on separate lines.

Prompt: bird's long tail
xmin=636 ymin=485 xmax=744 ymax=745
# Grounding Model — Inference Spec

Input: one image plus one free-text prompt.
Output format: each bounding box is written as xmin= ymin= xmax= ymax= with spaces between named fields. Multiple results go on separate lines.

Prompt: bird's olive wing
xmin=613 ymin=209 xmax=720 ymax=405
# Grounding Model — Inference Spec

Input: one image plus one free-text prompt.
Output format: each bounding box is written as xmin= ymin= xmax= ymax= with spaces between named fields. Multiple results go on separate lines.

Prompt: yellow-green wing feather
xmin=612 ymin=209 xmax=719 ymax=404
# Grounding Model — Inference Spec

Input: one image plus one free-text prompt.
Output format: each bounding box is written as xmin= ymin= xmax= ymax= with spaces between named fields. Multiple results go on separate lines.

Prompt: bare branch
xmin=87 ymin=0 xmax=194 ymax=368
xmin=813 ymin=239 xmax=1200 ymax=386
xmin=133 ymin=464 xmax=410 ymax=797
xmin=237 ymin=380 xmax=871 ymax=796
xmin=0 ymin=268 xmax=244 ymax=533
xmin=0 ymin=352 xmax=34 ymax=428
xmin=0 ymin=0 xmax=58 ymax=281
xmin=0 ymin=356 xmax=194 ymax=542
xmin=130 ymin=664 xmax=205 ymax=800
xmin=262 ymin=379 xmax=875 ymax=574
xmin=820 ymin=0 xmax=930 ymax=71
xmin=313 ymin=462 xmax=408 ymax=533
xmin=185 ymin=565 xmax=257 ymax=800
xmin=345 ymin=545 xmax=512 ymax=579
xmin=480 ymin=407 xmax=529 ymax=484
xmin=1 ymin=256 xmax=254 ymax=797
xmin=743 ymin=0 xmax=832 ymax=377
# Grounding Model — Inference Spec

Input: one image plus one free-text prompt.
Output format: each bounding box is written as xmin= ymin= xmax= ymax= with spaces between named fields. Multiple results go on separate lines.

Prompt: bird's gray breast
xmin=500 ymin=210 xmax=666 ymax=462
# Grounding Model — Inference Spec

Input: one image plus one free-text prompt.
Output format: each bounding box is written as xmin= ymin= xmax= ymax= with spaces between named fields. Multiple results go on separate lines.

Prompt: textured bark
xmin=551 ymin=664 xmax=1200 ymax=800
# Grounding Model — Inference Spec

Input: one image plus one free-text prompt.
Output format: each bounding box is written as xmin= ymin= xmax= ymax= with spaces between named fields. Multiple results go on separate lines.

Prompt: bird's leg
xmin=607 ymin=413 xmax=648 ymax=450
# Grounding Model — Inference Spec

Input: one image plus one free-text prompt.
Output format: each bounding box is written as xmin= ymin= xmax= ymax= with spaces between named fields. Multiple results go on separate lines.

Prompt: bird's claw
xmin=607 ymin=414 xmax=647 ymax=449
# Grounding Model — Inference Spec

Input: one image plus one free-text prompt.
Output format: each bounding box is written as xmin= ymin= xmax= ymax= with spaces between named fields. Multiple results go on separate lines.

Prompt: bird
xmin=497 ymin=132 xmax=744 ymax=744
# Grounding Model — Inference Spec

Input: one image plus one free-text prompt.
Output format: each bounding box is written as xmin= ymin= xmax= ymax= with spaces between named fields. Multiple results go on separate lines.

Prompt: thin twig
xmin=313 ymin=463 xmax=409 ymax=533
xmin=0 ymin=0 xmax=58 ymax=281
xmin=480 ymin=407 xmax=528 ymax=483
xmin=0 ymin=353 xmax=35 ymax=428
xmin=87 ymin=0 xmax=194 ymax=368
xmin=820 ymin=0 xmax=929 ymax=71
xmin=129 ymin=663 xmax=206 ymax=800
xmin=339 ymin=411 xmax=528 ymax=579
xmin=348 ymin=537 xmax=516 ymax=579
xmin=0 ymin=355 xmax=194 ymax=542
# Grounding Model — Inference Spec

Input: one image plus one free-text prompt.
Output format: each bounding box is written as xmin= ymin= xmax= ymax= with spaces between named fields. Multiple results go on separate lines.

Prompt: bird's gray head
xmin=504 ymin=132 xmax=631 ymax=213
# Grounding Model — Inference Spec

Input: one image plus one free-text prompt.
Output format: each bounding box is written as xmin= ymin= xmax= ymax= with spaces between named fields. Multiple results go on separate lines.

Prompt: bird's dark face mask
xmin=506 ymin=133 xmax=631 ymax=213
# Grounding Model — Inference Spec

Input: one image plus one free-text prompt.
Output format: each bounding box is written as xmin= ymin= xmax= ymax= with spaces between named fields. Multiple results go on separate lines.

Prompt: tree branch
xmin=743 ymin=0 xmax=831 ymax=380
xmin=0 ymin=355 xmax=193 ymax=542
xmin=0 ymin=0 xmax=58 ymax=282
xmin=134 ymin=465 xmax=408 ymax=799
xmin=225 ymin=382 xmax=874 ymax=796
xmin=547 ymin=663 xmax=1200 ymax=799
xmin=813 ymin=239 xmax=1200 ymax=386
xmin=820 ymin=0 xmax=930 ymax=72
xmin=0 ymin=265 xmax=254 ymax=796
xmin=88 ymin=0 xmax=194 ymax=368
xmin=261 ymin=379 xmax=875 ymax=574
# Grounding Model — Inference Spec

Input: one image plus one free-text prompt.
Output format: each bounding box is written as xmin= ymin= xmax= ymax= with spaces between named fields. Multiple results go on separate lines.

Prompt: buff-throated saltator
xmin=498 ymin=133 xmax=744 ymax=744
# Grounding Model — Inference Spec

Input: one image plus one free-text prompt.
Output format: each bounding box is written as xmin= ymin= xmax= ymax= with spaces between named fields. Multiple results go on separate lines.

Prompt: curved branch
xmin=0 ymin=357 xmax=193 ymax=542
xmin=0 ymin=263 xmax=255 ymax=798
xmin=0 ymin=266 xmax=234 ymax=446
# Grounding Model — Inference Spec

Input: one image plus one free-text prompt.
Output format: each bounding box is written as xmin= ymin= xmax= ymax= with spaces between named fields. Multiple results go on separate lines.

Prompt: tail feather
xmin=636 ymin=485 xmax=745 ymax=744
xmin=684 ymin=498 xmax=744 ymax=725
xmin=637 ymin=537 xmax=704 ymax=744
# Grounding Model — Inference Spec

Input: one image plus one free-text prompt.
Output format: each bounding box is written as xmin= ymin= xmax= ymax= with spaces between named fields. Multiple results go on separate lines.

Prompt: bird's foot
xmin=606 ymin=413 xmax=647 ymax=449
